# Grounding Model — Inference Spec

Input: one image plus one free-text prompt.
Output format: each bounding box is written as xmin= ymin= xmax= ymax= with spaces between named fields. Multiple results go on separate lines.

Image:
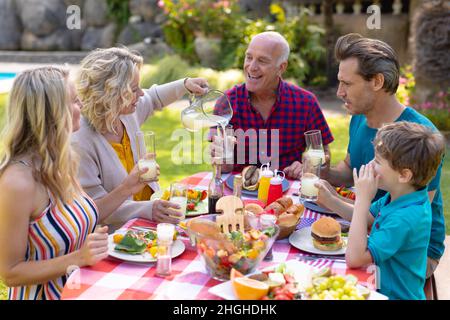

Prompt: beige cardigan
xmin=72 ymin=79 xmax=187 ymax=231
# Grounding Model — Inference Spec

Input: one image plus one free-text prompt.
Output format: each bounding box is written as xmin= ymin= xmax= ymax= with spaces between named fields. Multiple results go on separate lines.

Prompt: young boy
xmin=346 ymin=121 xmax=446 ymax=300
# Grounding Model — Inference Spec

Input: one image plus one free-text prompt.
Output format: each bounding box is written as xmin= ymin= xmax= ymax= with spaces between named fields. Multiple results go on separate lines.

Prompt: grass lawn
xmin=0 ymin=95 xmax=448 ymax=300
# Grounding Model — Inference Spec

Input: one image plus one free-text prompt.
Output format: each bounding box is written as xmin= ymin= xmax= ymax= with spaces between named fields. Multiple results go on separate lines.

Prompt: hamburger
xmin=310 ymin=217 xmax=343 ymax=251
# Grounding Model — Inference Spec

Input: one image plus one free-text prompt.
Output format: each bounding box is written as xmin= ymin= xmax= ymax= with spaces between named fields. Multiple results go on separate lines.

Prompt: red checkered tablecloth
xmin=61 ymin=172 xmax=377 ymax=300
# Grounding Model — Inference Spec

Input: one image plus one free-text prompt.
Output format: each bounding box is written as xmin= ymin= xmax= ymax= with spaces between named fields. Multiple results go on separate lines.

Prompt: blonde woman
xmin=0 ymin=67 xmax=110 ymax=300
xmin=72 ymin=47 xmax=208 ymax=231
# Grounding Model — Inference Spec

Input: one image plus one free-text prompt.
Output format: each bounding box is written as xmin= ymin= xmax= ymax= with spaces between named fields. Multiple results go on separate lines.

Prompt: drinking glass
xmin=303 ymin=129 xmax=325 ymax=166
xmin=169 ymin=182 xmax=188 ymax=220
xmin=136 ymin=131 xmax=158 ymax=182
xmin=213 ymin=124 xmax=234 ymax=164
xmin=300 ymin=157 xmax=321 ymax=201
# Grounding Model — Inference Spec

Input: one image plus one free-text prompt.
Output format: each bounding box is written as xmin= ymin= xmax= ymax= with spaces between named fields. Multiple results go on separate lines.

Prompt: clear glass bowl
xmin=187 ymin=214 xmax=280 ymax=281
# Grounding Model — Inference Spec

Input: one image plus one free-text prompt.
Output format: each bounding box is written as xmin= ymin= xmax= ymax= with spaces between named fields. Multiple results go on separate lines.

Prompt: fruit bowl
xmin=187 ymin=215 xmax=280 ymax=281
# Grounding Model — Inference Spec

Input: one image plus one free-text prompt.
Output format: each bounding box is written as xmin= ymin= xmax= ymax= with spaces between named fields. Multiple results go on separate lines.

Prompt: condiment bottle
xmin=156 ymin=223 xmax=175 ymax=277
xmin=266 ymin=171 xmax=285 ymax=206
xmin=257 ymin=163 xmax=273 ymax=205
xmin=208 ymin=157 xmax=224 ymax=214
xmin=260 ymin=214 xmax=277 ymax=261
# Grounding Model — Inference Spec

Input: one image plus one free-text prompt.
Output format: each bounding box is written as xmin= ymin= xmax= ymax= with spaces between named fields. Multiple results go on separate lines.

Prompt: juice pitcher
xmin=181 ymin=89 xmax=233 ymax=132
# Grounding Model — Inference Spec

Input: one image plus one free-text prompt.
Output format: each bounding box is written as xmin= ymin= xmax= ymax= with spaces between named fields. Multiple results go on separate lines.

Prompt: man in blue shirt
xmin=346 ymin=122 xmax=445 ymax=299
xmin=317 ymin=34 xmax=446 ymax=283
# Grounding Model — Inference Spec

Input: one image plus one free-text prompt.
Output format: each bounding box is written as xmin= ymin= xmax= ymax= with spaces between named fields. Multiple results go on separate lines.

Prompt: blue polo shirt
xmin=348 ymin=107 xmax=445 ymax=260
xmin=368 ymin=188 xmax=431 ymax=300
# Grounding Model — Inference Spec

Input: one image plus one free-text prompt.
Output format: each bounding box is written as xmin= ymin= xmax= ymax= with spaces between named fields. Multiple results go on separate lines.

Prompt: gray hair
xmin=251 ymin=31 xmax=290 ymax=65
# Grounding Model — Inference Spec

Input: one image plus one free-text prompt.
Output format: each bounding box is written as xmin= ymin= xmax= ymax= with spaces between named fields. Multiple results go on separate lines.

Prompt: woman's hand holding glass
xmin=152 ymin=199 xmax=184 ymax=224
xmin=121 ymin=163 xmax=160 ymax=196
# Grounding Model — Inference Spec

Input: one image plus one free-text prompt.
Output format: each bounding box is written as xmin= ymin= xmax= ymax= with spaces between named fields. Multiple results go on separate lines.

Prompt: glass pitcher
xmin=181 ymin=89 xmax=233 ymax=132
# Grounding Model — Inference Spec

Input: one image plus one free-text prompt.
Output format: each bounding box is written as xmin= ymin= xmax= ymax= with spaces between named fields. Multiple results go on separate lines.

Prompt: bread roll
xmin=265 ymin=201 xmax=285 ymax=216
xmin=286 ymin=204 xmax=304 ymax=217
xmin=276 ymin=196 xmax=293 ymax=209
xmin=245 ymin=203 xmax=264 ymax=215
xmin=277 ymin=212 xmax=298 ymax=227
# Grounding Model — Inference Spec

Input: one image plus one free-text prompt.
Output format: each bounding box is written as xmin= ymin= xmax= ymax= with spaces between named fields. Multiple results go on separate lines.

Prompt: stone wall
xmin=0 ymin=0 xmax=171 ymax=56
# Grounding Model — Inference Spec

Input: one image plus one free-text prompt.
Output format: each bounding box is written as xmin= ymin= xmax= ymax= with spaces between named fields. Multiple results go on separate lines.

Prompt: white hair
xmin=251 ymin=31 xmax=290 ymax=65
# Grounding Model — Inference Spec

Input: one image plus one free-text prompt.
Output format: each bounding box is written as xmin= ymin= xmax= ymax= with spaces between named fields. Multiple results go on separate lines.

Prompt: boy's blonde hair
xmin=374 ymin=121 xmax=445 ymax=189
xmin=78 ymin=47 xmax=144 ymax=134
xmin=0 ymin=67 xmax=81 ymax=203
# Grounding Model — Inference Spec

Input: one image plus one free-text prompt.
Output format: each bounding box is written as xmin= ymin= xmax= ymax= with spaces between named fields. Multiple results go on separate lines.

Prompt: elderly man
xmin=212 ymin=31 xmax=333 ymax=178
xmin=316 ymin=33 xmax=446 ymax=285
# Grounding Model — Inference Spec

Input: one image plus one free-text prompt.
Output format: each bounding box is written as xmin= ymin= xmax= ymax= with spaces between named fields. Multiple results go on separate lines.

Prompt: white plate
xmin=208 ymin=260 xmax=388 ymax=300
xmin=289 ymin=227 xmax=347 ymax=255
xmin=108 ymin=234 xmax=185 ymax=263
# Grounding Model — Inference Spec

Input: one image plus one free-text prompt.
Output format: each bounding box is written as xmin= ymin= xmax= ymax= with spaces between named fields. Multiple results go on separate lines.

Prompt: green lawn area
xmin=0 ymin=94 xmax=448 ymax=300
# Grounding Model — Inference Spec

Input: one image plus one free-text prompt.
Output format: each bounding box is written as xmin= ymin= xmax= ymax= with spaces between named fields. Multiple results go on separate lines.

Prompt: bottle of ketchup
xmin=266 ymin=170 xmax=285 ymax=206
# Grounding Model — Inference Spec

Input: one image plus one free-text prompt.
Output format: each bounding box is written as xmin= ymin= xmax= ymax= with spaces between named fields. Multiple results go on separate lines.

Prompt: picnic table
xmin=61 ymin=172 xmax=378 ymax=300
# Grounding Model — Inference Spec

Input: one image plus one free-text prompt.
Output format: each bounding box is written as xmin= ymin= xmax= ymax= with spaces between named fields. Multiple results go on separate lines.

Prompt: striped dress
xmin=7 ymin=187 xmax=98 ymax=300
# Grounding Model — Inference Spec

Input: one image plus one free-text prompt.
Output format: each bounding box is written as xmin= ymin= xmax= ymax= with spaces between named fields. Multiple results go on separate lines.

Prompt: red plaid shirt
xmin=214 ymin=80 xmax=334 ymax=171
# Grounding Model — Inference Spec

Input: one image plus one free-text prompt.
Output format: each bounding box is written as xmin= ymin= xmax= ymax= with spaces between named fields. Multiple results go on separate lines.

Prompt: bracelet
xmin=184 ymin=77 xmax=193 ymax=94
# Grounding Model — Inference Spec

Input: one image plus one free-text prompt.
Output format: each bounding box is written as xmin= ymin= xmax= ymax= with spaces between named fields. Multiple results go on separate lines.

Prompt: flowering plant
xmin=416 ymin=89 xmax=450 ymax=131
xmin=159 ymin=0 xmax=240 ymax=37
xmin=396 ymin=65 xmax=416 ymax=106
xmin=158 ymin=0 xmax=242 ymax=63
xmin=397 ymin=65 xmax=450 ymax=131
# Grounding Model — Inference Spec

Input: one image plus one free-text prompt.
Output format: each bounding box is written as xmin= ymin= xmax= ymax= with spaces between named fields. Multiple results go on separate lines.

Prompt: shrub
xmin=159 ymin=0 xmax=243 ymax=64
xmin=140 ymin=55 xmax=244 ymax=92
xmin=416 ymin=89 xmax=450 ymax=131
xmin=230 ymin=4 xmax=326 ymax=86
xmin=140 ymin=55 xmax=191 ymax=88
xmin=397 ymin=65 xmax=450 ymax=131
xmin=397 ymin=65 xmax=416 ymax=106
xmin=106 ymin=0 xmax=131 ymax=30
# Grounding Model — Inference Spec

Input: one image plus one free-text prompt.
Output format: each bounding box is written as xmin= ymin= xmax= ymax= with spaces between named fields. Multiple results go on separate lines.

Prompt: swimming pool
xmin=0 ymin=72 xmax=16 ymax=81
xmin=0 ymin=72 xmax=17 ymax=93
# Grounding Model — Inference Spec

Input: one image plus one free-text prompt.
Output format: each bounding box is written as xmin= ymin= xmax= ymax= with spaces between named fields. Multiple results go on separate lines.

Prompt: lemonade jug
xmin=181 ymin=89 xmax=233 ymax=132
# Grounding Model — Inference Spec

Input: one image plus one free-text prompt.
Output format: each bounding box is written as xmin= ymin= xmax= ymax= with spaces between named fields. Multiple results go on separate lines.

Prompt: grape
xmin=305 ymin=287 xmax=315 ymax=296
xmin=332 ymin=280 xmax=343 ymax=290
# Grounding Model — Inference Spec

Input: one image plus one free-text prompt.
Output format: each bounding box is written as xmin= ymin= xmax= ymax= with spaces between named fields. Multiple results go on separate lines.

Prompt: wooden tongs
xmin=215 ymin=196 xmax=245 ymax=234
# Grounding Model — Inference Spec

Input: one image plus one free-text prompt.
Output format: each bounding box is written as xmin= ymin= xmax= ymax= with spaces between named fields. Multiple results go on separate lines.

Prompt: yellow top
xmin=109 ymin=129 xmax=153 ymax=201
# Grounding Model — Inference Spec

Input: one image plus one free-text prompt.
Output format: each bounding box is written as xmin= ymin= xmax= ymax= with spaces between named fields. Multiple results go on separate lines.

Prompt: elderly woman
xmin=72 ymin=47 xmax=208 ymax=231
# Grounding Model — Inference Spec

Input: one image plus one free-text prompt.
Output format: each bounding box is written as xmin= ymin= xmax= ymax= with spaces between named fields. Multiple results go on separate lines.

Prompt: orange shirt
xmin=109 ymin=129 xmax=153 ymax=201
